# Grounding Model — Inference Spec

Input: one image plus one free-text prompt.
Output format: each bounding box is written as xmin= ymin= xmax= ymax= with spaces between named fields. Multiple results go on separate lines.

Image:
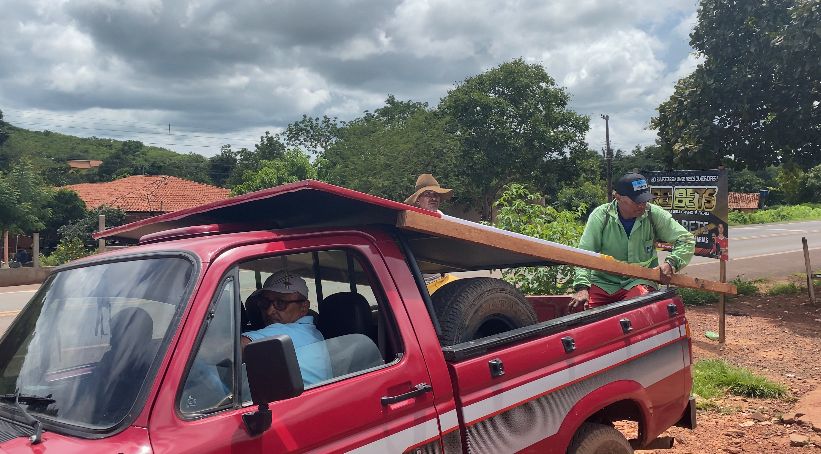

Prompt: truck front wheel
xmin=567 ymin=423 xmax=633 ymax=454
xmin=431 ymin=277 xmax=537 ymax=346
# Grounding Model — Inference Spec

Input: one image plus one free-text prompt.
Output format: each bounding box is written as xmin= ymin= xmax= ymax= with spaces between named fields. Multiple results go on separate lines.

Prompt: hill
xmin=0 ymin=123 xmax=213 ymax=186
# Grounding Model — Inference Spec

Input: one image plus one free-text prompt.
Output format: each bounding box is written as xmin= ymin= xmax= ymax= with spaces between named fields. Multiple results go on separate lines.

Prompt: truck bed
xmin=444 ymin=290 xmax=692 ymax=452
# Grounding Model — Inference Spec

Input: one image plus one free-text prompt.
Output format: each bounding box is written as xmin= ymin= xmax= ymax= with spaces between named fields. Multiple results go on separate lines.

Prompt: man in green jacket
xmin=570 ymin=173 xmax=695 ymax=310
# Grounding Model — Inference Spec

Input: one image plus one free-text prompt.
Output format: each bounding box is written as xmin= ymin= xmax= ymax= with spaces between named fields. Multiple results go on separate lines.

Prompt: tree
xmin=228 ymin=133 xmax=287 ymax=187
xmin=42 ymin=189 xmax=87 ymax=249
xmin=610 ymin=145 xmax=674 ymax=179
xmin=494 ymin=184 xmax=585 ymax=294
xmin=775 ymin=163 xmax=804 ymax=204
xmin=231 ymin=149 xmax=317 ymax=195
xmin=798 ymin=164 xmax=821 ymax=203
xmin=58 ymin=205 xmax=127 ymax=246
xmin=439 ymin=59 xmax=589 ymax=219
xmin=729 ymin=169 xmax=767 ymax=193
xmin=283 ymin=114 xmax=341 ymax=156
xmin=97 ymin=140 xmax=145 ymax=180
xmin=652 ymin=0 xmax=820 ymax=170
xmin=319 ymin=97 xmax=461 ymax=203
xmin=0 ymin=109 xmax=9 ymax=148
xmin=555 ymin=180 xmax=606 ymax=216
xmin=0 ymin=159 xmax=52 ymax=234
xmin=167 ymin=153 xmax=211 ymax=184
xmin=209 ymin=145 xmax=237 ymax=187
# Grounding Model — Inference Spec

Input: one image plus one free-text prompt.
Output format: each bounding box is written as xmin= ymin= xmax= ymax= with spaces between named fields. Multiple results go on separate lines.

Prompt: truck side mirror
xmin=242 ymin=335 xmax=304 ymax=436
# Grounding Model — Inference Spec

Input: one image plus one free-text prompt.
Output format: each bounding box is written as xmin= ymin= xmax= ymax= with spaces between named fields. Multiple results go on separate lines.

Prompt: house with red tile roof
xmin=728 ymin=192 xmax=760 ymax=211
xmin=64 ymin=175 xmax=231 ymax=222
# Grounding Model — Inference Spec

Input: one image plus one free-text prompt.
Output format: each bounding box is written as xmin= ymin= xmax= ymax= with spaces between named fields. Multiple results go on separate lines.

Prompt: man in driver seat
xmin=242 ymin=271 xmax=332 ymax=386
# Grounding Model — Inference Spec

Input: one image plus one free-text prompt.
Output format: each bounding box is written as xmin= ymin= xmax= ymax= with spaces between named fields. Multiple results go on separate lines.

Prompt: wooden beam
xmin=398 ymin=210 xmax=737 ymax=295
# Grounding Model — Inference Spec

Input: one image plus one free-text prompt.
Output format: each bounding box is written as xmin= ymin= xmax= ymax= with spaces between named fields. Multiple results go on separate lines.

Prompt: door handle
xmin=381 ymin=383 xmax=432 ymax=405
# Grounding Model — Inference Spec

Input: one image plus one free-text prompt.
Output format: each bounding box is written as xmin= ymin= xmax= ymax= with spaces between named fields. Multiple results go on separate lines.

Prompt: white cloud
xmin=674 ymin=11 xmax=698 ymax=41
xmin=0 ymin=0 xmax=699 ymax=156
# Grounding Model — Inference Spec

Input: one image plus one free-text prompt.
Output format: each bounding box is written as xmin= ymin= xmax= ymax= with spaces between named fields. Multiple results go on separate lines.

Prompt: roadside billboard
xmin=646 ymin=169 xmax=729 ymax=260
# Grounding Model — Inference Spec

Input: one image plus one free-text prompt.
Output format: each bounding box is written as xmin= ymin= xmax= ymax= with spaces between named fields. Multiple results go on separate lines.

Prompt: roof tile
xmin=64 ymin=175 xmax=231 ymax=213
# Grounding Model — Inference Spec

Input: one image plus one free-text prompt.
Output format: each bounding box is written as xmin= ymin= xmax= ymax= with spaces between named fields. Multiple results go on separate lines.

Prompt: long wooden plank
xmin=398 ymin=210 xmax=737 ymax=295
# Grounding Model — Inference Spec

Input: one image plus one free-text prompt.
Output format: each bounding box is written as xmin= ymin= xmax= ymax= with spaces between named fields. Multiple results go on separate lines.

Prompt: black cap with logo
xmin=615 ymin=173 xmax=653 ymax=203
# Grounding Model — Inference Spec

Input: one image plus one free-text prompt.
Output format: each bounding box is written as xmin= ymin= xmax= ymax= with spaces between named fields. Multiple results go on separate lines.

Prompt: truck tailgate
xmin=445 ymin=292 xmax=691 ymax=453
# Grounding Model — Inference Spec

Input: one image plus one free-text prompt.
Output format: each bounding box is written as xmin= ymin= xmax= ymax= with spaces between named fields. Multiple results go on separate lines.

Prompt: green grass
xmin=693 ymin=359 xmax=787 ymax=404
xmin=729 ymin=204 xmax=821 ymax=225
xmin=677 ymin=287 xmax=720 ymax=306
xmin=730 ymin=277 xmax=761 ymax=296
xmin=768 ymin=282 xmax=801 ymax=296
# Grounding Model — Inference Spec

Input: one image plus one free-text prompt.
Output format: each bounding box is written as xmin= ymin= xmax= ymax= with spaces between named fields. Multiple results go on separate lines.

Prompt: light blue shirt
xmin=242 ymin=315 xmax=332 ymax=386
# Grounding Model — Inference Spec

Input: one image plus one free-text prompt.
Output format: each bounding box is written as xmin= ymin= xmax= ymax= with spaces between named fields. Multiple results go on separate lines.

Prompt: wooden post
xmin=32 ymin=233 xmax=40 ymax=268
xmin=2 ymin=230 xmax=7 ymax=268
xmin=719 ymin=259 xmax=727 ymax=343
xmin=803 ymin=237 xmax=816 ymax=305
xmin=98 ymin=215 xmax=106 ymax=253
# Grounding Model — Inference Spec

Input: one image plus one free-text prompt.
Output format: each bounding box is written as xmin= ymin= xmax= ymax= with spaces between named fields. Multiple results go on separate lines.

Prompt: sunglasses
xmin=262 ymin=295 xmax=307 ymax=311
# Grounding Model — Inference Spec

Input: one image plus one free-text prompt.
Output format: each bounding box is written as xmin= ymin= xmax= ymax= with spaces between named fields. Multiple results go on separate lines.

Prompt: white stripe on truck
xmin=462 ymin=325 xmax=683 ymax=424
xmin=345 ymin=325 xmax=686 ymax=453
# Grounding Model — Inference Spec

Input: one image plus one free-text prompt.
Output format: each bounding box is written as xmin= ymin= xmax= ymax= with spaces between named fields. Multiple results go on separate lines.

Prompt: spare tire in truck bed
xmin=431 ymin=277 xmax=538 ymax=346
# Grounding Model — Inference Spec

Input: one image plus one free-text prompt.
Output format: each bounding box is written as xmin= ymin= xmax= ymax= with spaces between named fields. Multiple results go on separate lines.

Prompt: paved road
xmin=0 ymin=284 xmax=38 ymax=334
xmin=677 ymin=220 xmax=821 ymax=281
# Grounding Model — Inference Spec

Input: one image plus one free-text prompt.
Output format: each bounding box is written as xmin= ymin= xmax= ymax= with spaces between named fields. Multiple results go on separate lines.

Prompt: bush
xmin=729 ymin=169 xmax=767 ymax=193
xmin=728 ymin=204 xmax=821 ymax=225
xmin=730 ymin=277 xmax=760 ymax=296
xmin=493 ymin=184 xmax=585 ymax=295
xmin=768 ymin=282 xmax=801 ymax=296
xmin=677 ymin=287 xmax=720 ymax=306
xmin=58 ymin=205 xmax=127 ymax=247
xmin=40 ymin=237 xmax=91 ymax=266
xmin=554 ymin=180 xmax=606 ymax=216
xmin=693 ymin=359 xmax=786 ymax=402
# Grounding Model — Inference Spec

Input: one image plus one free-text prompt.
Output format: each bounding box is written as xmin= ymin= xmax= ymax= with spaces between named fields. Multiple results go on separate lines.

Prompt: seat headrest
xmin=110 ymin=307 xmax=153 ymax=348
xmin=318 ymin=292 xmax=372 ymax=338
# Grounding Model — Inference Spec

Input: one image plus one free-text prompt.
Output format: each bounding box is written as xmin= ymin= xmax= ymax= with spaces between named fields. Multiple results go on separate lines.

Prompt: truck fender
xmin=552 ymin=380 xmax=652 ymax=451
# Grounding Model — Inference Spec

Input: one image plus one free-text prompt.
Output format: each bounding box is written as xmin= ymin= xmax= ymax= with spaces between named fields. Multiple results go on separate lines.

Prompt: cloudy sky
xmin=0 ymin=0 xmax=700 ymax=157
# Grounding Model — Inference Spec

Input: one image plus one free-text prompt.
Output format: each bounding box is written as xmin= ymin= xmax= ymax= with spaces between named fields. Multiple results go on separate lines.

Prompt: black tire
xmin=567 ymin=423 xmax=633 ymax=454
xmin=431 ymin=277 xmax=537 ymax=346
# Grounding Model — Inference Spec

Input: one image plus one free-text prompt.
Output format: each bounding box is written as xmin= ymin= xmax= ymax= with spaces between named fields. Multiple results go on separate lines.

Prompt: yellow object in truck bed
xmin=426 ymin=273 xmax=459 ymax=294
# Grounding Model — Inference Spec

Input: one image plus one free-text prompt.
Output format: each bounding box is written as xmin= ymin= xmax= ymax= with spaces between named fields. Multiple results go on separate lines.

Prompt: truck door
xmin=148 ymin=234 xmax=444 ymax=453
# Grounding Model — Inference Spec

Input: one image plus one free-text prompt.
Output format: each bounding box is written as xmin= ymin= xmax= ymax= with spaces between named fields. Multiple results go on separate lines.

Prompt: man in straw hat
xmin=404 ymin=174 xmax=453 ymax=213
xmin=405 ymin=174 xmax=458 ymax=292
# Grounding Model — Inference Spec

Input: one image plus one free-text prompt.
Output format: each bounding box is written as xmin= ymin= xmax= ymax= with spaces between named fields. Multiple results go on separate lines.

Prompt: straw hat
xmin=404 ymin=174 xmax=453 ymax=205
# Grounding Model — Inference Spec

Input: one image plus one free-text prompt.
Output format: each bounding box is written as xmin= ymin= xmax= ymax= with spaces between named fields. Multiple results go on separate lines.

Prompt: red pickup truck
xmin=0 ymin=181 xmax=695 ymax=453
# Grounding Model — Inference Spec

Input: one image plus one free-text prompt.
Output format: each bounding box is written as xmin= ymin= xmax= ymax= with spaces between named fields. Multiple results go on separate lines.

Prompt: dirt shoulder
xmin=647 ymin=291 xmax=821 ymax=453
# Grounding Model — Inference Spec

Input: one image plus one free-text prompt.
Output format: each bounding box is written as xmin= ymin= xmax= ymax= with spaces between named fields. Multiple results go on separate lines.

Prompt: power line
xmin=8 ymin=118 xmax=254 ymax=145
xmin=7 ymin=121 xmax=261 ymax=153
xmin=3 ymin=107 xmax=269 ymax=140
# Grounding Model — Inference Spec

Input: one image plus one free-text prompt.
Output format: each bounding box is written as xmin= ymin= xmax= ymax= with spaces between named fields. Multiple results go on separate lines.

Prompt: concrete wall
xmin=0 ymin=267 xmax=53 ymax=287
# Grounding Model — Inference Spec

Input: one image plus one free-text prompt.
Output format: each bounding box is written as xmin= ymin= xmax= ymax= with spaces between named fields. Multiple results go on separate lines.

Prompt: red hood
xmin=0 ymin=426 xmax=151 ymax=454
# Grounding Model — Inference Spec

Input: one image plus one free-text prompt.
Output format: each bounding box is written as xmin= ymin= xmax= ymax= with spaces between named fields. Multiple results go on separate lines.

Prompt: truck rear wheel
xmin=431 ymin=277 xmax=537 ymax=346
xmin=567 ymin=423 xmax=633 ymax=454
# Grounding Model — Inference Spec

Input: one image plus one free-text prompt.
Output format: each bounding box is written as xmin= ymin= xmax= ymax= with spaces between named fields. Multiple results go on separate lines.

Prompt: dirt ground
xmin=636 ymin=284 xmax=821 ymax=453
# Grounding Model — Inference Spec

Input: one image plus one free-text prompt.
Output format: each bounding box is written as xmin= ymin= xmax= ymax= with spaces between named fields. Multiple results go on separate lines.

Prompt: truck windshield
xmin=0 ymin=257 xmax=194 ymax=432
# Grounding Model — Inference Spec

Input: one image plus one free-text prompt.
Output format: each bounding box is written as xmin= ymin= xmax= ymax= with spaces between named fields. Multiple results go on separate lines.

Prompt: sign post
xmin=647 ymin=169 xmax=729 ymax=341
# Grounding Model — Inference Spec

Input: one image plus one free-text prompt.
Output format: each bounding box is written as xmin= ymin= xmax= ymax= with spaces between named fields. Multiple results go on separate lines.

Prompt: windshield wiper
xmin=0 ymin=393 xmax=55 ymax=406
xmin=0 ymin=391 xmax=51 ymax=444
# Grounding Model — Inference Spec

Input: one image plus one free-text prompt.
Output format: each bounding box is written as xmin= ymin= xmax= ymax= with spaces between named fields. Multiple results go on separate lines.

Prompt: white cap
xmin=260 ymin=270 xmax=309 ymax=299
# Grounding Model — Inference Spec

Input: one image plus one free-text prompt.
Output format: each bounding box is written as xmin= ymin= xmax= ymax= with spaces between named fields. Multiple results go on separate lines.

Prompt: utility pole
xmin=601 ymin=114 xmax=613 ymax=201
